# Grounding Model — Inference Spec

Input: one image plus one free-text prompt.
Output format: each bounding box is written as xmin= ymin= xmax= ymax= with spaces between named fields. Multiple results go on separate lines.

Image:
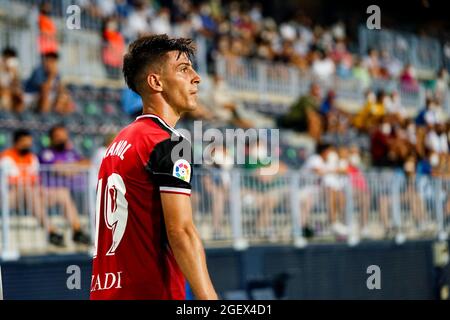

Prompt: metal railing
xmin=215 ymin=55 xmax=437 ymax=112
xmin=358 ymin=25 xmax=442 ymax=75
xmin=1 ymin=165 xmax=449 ymax=259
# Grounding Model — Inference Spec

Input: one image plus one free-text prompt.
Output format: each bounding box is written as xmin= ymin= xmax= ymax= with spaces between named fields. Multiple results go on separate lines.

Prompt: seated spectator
xmin=39 ymin=125 xmax=90 ymax=245
xmin=385 ymin=91 xmax=406 ymax=121
xmin=434 ymin=67 xmax=449 ymax=102
xmin=379 ymin=49 xmax=403 ymax=79
xmin=311 ymin=49 xmax=335 ymax=81
xmin=101 ymin=16 xmax=125 ymax=79
xmin=202 ymin=143 xmax=234 ymax=239
xmin=319 ymin=90 xmax=351 ymax=135
xmin=399 ymin=63 xmax=419 ymax=92
xmin=242 ymin=138 xmax=288 ymax=240
xmin=370 ymin=117 xmax=394 ymax=167
xmin=352 ymin=57 xmax=371 ymax=89
xmin=199 ymin=74 xmax=254 ymax=128
xmin=425 ymin=123 xmax=449 ymax=155
xmin=24 ymin=52 xmax=74 ymax=114
xmin=279 ymin=83 xmax=322 ymax=140
xmin=300 ymin=143 xmax=348 ymax=238
xmin=0 ymin=47 xmax=24 ymax=112
xmin=37 ymin=1 xmax=58 ymax=55
xmin=362 ymin=48 xmax=381 ymax=78
xmin=353 ymin=90 xmax=386 ymax=132
xmin=0 ymin=129 xmax=64 ymax=246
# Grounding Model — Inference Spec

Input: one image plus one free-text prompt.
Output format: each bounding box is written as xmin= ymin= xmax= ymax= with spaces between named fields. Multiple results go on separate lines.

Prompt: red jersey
xmin=90 ymin=114 xmax=193 ymax=300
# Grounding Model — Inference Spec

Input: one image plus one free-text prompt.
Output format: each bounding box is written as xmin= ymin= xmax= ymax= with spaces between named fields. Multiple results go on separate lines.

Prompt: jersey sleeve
xmin=146 ymin=136 xmax=193 ymax=196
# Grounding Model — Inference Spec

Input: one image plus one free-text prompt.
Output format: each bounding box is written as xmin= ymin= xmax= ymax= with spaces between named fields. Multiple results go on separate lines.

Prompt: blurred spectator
xmin=123 ymin=0 xmax=152 ymax=41
xmin=363 ymin=48 xmax=381 ymax=78
xmin=0 ymin=47 xmax=24 ymax=112
xmin=353 ymin=90 xmax=386 ymax=132
xmin=150 ymin=8 xmax=172 ymax=35
xmin=352 ymin=57 xmax=371 ymax=89
xmin=344 ymin=145 xmax=370 ymax=235
xmin=384 ymin=91 xmax=406 ymax=120
xmin=399 ymin=63 xmax=419 ymax=92
xmin=101 ymin=16 xmax=125 ymax=79
xmin=415 ymin=97 xmax=446 ymax=127
xmin=243 ymin=138 xmax=288 ymax=240
xmin=435 ymin=67 xmax=449 ymax=102
xmin=311 ymin=49 xmax=335 ymax=81
xmin=0 ymin=129 xmax=64 ymax=246
xmin=301 ymin=143 xmax=348 ymax=238
xmin=39 ymin=125 xmax=90 ymax=245
xmin=370 ymin=117 xmax=394 ymax=167
xmin=279 ymin=83 xmax=322 ymax=139
xmin=24 ymin=52 xmax=74 ymax=114
xmin=425 ymin=123 xmax=449 ymax=154
xmin=379 ymin=50 xmax=403 ymax=79
xmin=121 ymin=87 xmax=143 ymax=118
xmin=91 ymin=133 xmax=116 ymax=171
xmin=202 ymin=143 xmax=234 ymax=239
xmin=37 ymin=1 xmax=58 ymax=55
xmin=199 ymin=74 xmax=254 ymax=128
xmin=320 ymin=90 xmax=351 ymax=135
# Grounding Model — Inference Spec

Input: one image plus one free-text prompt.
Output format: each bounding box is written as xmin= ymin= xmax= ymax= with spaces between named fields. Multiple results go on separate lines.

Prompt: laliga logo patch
xmin=173 ymin=159 xmax=191 ymax=182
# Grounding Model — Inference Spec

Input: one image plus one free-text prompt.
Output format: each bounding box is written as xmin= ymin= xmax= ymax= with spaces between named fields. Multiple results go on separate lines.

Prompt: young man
xmin=90 ymin=35 xmax=217 ymax=300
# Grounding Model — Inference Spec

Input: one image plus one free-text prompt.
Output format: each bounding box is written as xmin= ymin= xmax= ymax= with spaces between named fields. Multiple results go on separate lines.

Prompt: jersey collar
xmin=136 ymin=114 xmax=181 ymax=137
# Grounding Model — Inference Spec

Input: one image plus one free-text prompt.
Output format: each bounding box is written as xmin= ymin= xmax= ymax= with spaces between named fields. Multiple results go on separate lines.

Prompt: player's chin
xmin=182 ymin=101 xmax=198 ymax=112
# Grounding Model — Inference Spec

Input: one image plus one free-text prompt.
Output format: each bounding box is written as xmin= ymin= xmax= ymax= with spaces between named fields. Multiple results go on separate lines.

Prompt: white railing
xmin=215 ymin=55 xmax=436 ymax=112
xmin=1 ymin=165 xmax=449 ymax=259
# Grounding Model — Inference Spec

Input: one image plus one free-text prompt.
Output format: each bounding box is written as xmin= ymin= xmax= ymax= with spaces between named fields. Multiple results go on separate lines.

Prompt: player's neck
xmin=142 ymin=105 xmax=180 ymax=128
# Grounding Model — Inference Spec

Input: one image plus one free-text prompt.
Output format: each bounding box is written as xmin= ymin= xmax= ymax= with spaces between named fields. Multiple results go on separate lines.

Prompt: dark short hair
xmin=49 ymin=124 xmax=66 ymax=139
xmin=123 ymin=34 xmax=196 ymax=95
xmin=13 ymin=129 xmax=32 ymax=144
xmin=316 ymin=142 xmax=331 ymax=155
xmin=2 ymin=47 xmax=17 ymax=58
xmin=42 ymin=52 xmax=59 ymax=60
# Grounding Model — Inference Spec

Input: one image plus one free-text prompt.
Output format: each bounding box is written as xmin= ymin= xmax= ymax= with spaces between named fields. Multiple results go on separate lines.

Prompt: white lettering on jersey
xmin=90 ymin=271 xmax=123 ymax=292
xmin=103 ymin=140 xmax=132 ymax=161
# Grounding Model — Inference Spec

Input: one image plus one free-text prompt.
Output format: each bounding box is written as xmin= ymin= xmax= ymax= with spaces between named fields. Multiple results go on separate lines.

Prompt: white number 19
xmin=93 ymin=173 xmax=129 ymax=258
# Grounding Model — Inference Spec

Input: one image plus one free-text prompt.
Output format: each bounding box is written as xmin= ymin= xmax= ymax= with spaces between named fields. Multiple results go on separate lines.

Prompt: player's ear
xmin=146 ymin=73 xmax=163 ymax=92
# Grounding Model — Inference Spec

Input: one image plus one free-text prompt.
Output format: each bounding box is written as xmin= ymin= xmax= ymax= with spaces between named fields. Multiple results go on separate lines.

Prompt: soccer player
xmin=90 ymin=35 xmax=217 ymax=300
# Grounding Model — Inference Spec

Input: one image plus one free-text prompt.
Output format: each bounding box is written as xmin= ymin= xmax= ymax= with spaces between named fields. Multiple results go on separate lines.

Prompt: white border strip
xmin=160 ymin=186 xmax=191 ymax=195
xmin=0 ymin=265 xmax=3 ymax=300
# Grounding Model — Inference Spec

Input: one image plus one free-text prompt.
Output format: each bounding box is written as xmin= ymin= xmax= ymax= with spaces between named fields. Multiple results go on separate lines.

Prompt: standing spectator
xmin=0 ymin=48 xmax=24 ymax=112
xmin=37 ymin=1 xmax=58 ymax=55
xmin=101 ymin=17 xmax=126 ymax=79
xmin=39 ymin=125 xmax=90 ymax=245
xmin=24 ymin=52 xmax=74 ymax=114
xmin=0 ymin=130 xmax=64 ymax=246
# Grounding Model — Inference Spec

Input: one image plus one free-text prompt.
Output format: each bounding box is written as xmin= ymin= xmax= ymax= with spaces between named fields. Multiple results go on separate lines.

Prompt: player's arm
xmin=146 ymin=137 xmax=217 ymax=300
xmin=161 ymin=192 xmax=218 ymax=300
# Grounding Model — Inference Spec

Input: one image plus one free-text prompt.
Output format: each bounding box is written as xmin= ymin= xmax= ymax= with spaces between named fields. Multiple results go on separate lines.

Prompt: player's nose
xmin=192 ymin=69 xmax=201 ymax=85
